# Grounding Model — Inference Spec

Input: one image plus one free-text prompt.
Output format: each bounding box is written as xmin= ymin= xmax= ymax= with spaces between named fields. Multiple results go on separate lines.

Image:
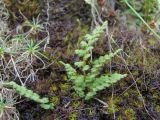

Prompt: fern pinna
xmin=61 ymin=21 xmax=127 ymax=100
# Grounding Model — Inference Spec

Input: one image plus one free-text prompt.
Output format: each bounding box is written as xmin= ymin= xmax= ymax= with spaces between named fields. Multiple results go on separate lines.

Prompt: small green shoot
xmin=23 ymin=15 xmax=44 ymax=34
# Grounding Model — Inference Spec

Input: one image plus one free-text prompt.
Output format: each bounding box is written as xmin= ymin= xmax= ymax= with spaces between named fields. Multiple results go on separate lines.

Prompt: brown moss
xmin=4 ymin=0 xmax=40 ymax=19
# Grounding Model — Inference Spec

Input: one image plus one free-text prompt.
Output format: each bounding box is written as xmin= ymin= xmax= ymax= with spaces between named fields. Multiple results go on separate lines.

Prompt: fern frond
xmin=76 ymin=21 xmax=108 ymax=59
xmin=60 ymin=61 xmax=77 ymax=80
xmin=85 ymin=73 xmax=127 ymax=100
xmin=90 ymin=49 xmax=122 ymax=77
xmin=2 ymin=81 xmax=54 ymax=109
xmin=61 ymin=21 xmax=127 ymax=100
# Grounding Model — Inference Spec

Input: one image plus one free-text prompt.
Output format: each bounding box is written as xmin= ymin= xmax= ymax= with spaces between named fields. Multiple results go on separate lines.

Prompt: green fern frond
xmin=90 ymin=49 xmax=122 ymax=76
xmin=76 ymin=21 xmax=108 ymax=58
xmin=60 ymin=61 xmax=77 ymax=80
xmin=2 ymin=81 xmax=54 ymax=109
xmin=60 ymin=21 xmax=127 ymax=100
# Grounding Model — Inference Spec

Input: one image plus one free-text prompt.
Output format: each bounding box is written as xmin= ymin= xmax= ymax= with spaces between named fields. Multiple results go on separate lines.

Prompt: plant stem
xmin=123 ymin=0 xmax=160 ymax=40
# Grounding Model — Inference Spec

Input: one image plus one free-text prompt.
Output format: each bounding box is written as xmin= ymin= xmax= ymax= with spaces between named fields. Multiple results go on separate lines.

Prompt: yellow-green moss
xmin=124 ymin=92 xmax=130 ymax=97
xmin=86 ymin=108 xmax=96 ymax=116
xmin=119 ymin=81 xmax=128 ymax=88
xmin=148 ymin=39 xmax=157 ymax=46
xmin=50 ymin=84 xmax=58 ymax=93
xmin=60 ymin=83 xmax=70 ymax=93
xmin=51 ymin=96 xmax=60 ymax=105
xmin=69 ymin=112 xmax=78 ymax=120
xmin=126 ymin=42 xmax=160 ymax=75
xmin=71 ymin=101 xmax=81 ymax=108
xmin=151 ymin=89 xmax=159 ymax=99
xmin=64 ymin=19 xmax=89 ymax=46
xmin=156 ymin=105 xmax=160 ymax=112
xmin=124 ymin=108 xmax=136 ymax=120
xmin=71 ymin=92 xmax=80 ymax=99
xmin=62 ymin=75 xmax=68 ymax=81
xmin=130 ymin=100 xmax=143 ymax=108
xmin=107 ymin=97 xmax=123 ymax=114
xmin=132 ymin=71 xmax=139 ymax=76
xmin=117 ymin=115 xmax=123 ymax=120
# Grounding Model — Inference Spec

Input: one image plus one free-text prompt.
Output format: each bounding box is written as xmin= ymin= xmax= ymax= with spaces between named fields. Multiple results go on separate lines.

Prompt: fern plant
xmin=2 ymin=81 xmax=54 ymax=109
xmin=61 ymin=21 xmax=127 ymax=100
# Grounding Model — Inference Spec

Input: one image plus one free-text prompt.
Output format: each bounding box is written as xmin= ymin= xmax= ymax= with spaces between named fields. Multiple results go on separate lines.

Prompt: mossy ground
xmin=4 ymin=0 xmax=160 ymax=119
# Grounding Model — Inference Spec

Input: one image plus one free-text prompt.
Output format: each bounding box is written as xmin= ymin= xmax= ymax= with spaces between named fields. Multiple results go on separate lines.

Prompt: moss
xmin=71 ymin=101 xmax=81 ymax=108
xmin=132 ymin=71 xmax=139 ymax=76
xmin=50 ymin=72 xmax=57 ymax=80
xmin=51 ymin=96 xmax=60 ymax=106
xmin=124 ymin=92 xmax=129 ymax=97
xmin=107 ymin=97 xmax=123 ymax=114
xmin=62 ymin=21 xmax=89 ymax=60
xmin=117 ymin=116 xmax=123 ymax=120
xmin=148 ymin=39 xmax=157 ymax=46
xmin=156 ymin=105 xmax=160 ymax=112
xmin=71 ymin=92 xmax=80 ymax=99
xmin=69 ymin=112 xmax=78 ymax=120
xmin=50 ymin=84 xmax=58 ymax=93
xmin=124 ymin=88 xmax=139 ymax=98
xmin=36 ymin=83 xmax=46 ymax=92
xmin=64 ymin=20 xmax=89 ymax=45
xmin=151 ymin=89 xmax=159 ymax=99
xmin=130 ymin=46 xmax=160 ymax=74
xmin=60 ymin=83 xmax=70 ymax=93
xmin=64 ymin=20 xmax=89 ymax=57
xmin=50 ymin=55 xmax=60 ymax=65
xmin=86 ymin=108 xmax=96 ymax=116
xmin=62 ymin=75 xmax=68 ymax=81
xmin=124 ymin=40 xmax=160 ymax=76
xmin=119 ymin=81 xmax=128 ymax=88
xmin=122 ymin=88 xmax=144 ymax=109
xmin=124 ymin=108 xmax=136 ymax=120
xmin=130 ymin=100 xmax=143 ymax=108
xmin=4 ymin=0 xmax=40 ymax=19
xmin=136 ymin=79 xmax=143 ymax=84
xmin=42 ymin=51 xmax=50 ymax=59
